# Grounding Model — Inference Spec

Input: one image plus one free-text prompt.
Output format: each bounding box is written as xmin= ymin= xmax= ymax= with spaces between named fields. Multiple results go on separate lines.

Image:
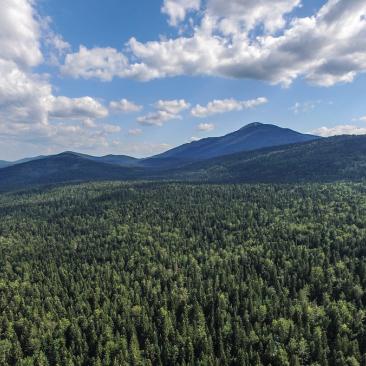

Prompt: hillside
xmin=170 ymin=135 xmax=366 ymax=183
xmin=0 ymin=152 xmax=142 ymax=191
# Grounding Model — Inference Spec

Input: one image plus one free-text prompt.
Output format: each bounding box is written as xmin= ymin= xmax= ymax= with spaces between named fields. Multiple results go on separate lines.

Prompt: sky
xmin=1 ymin=0 xmax=366 ymax=160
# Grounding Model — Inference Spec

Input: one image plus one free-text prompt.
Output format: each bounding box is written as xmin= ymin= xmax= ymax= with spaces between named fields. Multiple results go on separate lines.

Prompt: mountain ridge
xmin=0 ymin=122 xmax=320 ymax=170
xmin=143 ymin=122 xmax=320 ymax=166
xmin=2 ymin=122 xmax=365 ymax=192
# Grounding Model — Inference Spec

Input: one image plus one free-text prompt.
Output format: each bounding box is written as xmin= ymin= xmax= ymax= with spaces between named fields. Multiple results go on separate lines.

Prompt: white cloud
xmin=128 ymin=128 xmax=143 ymax=136
xmin=0 ymin=0 xmax=43 ymax=67
xmin=0 ymin=119 xmax=119 ymax=156
xmin=102 ymin=124 xmax=121 ymax=133
xmin=137 ymin=110 xmax=181 ymax=126
xmin=136 ymin=99 xmax=190 ymax=127
xmin=0 ymin=59 xmax=51 ymax=126
xmin=40 ymin=16 xmax=71 ymax=65
xmin=61 ymin=0 xmax=366 ymax=87
xmin=206 ymin=0 xmax=300 ymax=34
xmin=48 ymin=96 xmax=108 ymax=120
xmin=191 ymin=97 xmax=267 ymax=117
xmin=313 ymin=125 xmax=366 ymax=137
xmin=197 ymin=123 xmax=215 ymax=132
xmin=109 ymin=98 xmax=142 ymax=113
xmin=154 ymin=99 xmax=190 ymax=114
xmin=0 ymin=0 xmax=124 ymax=158
xmin=62 ymin=46 xmax=129 ymax=81
xmin=82 ymin=119 xmax=97 ymax=129
xmin=190 ymin=136 xmax=200 ymax=141
xmin=162 ymin=0 xmax=201 ymax=26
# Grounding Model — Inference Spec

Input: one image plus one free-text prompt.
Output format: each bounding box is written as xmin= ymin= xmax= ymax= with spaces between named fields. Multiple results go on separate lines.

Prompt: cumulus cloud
xmin=313 ymin=125 xmax=366 ymax=137
xmin=137 ymin=99 xmax=190 ymax=126
xmin=62 ymin=46 xmax=129 ymax=81
xmin=206 ymin=0 xmax=300 ymax=34
xmin=0 ymin=0 xmax=43 ymax=67
xmin=0 ymin=59 xmax=51 ymax=126
xmin=61 ymin=0 xmax=366 ymax=87
xmin=109 ymin=98 xmax=142 ymax=113
xmin=154 ymin=99 xmax=190 ymax=114
xmin=197 ymin=123 xmax=215 ymax=132
xmin=48 ymin=96 xmax=108 ymax=120
xmin=162 ymin=0 xmax=201 ymax=26
xmin=191 ymin=97 xmax=267 ymax=117
xmin=0 ymin=0 xmax=124 ymax=158
xmin=137 ymin=110 xmax=181 ymax=126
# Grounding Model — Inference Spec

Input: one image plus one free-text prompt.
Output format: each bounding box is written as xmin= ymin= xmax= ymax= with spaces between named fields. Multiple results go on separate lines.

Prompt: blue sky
xmin=1 ymin=0 xmax=366 ymax=160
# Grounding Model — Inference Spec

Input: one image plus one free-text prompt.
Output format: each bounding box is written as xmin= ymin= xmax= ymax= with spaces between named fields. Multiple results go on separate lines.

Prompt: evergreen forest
xmin=1 ymin=182 xmax=366 ymax=365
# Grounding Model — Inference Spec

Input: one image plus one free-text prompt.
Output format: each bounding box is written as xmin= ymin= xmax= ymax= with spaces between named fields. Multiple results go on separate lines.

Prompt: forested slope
xmin=145 ymin=122 xmax=319 ymax=163
xmin=171 ymin=135 xmax=366 ymax=183
xmin=1 ymin=182 xmax=366 ymax=365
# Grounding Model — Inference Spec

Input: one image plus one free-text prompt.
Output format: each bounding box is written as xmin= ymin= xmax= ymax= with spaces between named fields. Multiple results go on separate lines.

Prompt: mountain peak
xmin=241 ymin=122 xmax=265 ymax=128
xmin=239 ymin=122 xmax=276 ymax=130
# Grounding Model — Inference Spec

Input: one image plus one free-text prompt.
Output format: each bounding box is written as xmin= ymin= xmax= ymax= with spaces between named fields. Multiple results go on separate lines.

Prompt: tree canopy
xmin=0 ymin=182 xmax=366 ymax=365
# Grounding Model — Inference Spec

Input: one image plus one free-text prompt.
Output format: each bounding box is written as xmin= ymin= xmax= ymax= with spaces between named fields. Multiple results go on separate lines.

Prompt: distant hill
xmin=0 ymin=152 xmax=142 ymax=191
xmin=0 ymin=123 xmax=318 ymax=171
xmin=2 ymin=124 xmax=366 ymax=191
xmin=143 ymin=122 xmax=320 ymax=167
xmin=0 ymin=155 xmax=45 ymax=169
xmin=168 ymin=135 xmax=366 ymax=183
xmin=0 ymin=152 xmax=139 ymax=170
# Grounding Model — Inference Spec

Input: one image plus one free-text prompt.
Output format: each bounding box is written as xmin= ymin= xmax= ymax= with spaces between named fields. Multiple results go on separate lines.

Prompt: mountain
xmin=168 ymin=135 xmax=366 ymax=183
xmin=0 ymin=152 xmax=139 ymax=170
xmin=0 ymin=123 xmax=318 ymax=171
xmin=143 ymin=122 xmax=320 ymax=167
xmin=3 ymin=124 xmax=366 ymax=192
xmin=0 ymin=152 xmax=143 ymax=191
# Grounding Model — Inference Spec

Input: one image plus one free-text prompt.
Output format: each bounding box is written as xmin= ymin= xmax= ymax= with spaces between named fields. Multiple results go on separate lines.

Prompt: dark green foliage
xmin=1 ymin=181 xmax=366 ymax=365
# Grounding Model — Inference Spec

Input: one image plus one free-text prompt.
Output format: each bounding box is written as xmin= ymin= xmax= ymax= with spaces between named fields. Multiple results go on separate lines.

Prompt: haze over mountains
xmin=1 ymin=122 xmax=366 ymax=191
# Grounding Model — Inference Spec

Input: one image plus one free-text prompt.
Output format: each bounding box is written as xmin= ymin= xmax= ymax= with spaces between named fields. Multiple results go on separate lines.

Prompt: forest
xmin=1 ymin=181 xmax=366 ymax=365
